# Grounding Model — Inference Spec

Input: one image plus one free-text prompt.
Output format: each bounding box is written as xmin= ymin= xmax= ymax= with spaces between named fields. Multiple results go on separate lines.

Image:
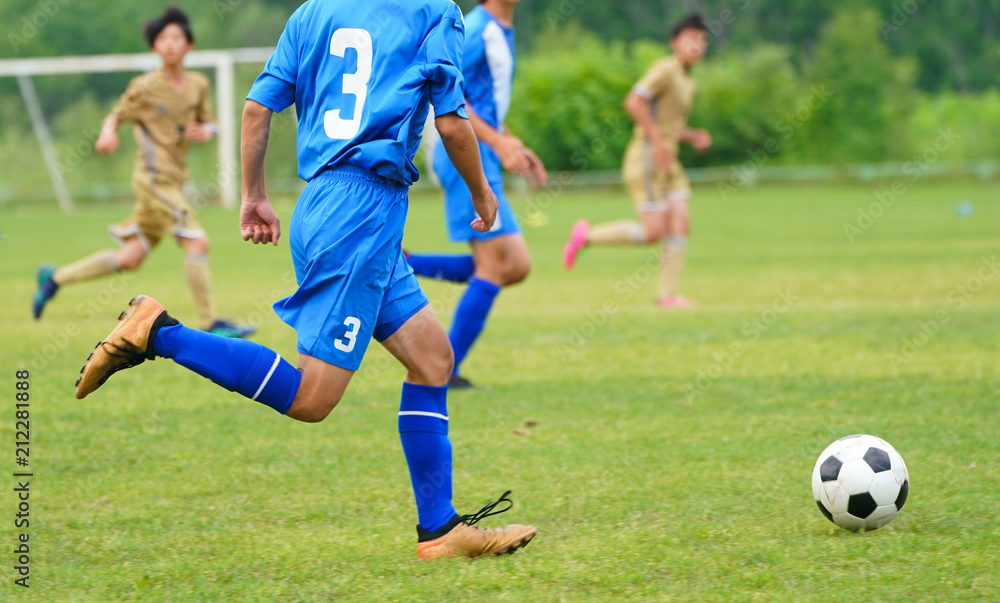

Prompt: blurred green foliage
xmin=511 ymin=8 xmax=998 ymax=171
xmin=454 ymin=0 xmax=999 ymax=93
xmin=507 ymin=26 xmax=661 ymax=172
xmin=0 ymin=0 xmax=997 ymax=191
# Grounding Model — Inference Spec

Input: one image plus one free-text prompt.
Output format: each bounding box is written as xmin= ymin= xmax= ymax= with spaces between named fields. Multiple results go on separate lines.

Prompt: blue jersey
xmin=445 ymin=5 xmax=515 ymax=180
xmin=462 ymin=6 xmax=515 ymax=131
xmin=248 ymin=0 xmax=467 ymax=186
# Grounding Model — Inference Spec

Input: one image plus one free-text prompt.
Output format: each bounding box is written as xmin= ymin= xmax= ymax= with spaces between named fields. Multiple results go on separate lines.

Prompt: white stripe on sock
xmin=252 ymin=353 xmax=282 ymax=401
xmin=398 ymin=411 xmax=449 ymax=421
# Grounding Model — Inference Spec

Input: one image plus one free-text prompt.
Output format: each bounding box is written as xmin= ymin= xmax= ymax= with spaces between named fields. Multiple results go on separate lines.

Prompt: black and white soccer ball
xmin=812 ymin=434 xmax=909 ymax=531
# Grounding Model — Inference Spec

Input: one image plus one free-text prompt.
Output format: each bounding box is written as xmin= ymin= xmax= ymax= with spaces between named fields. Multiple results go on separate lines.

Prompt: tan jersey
xmin=630 ymin=55 xmax=696 ymax=152
xmin=113 ymin=70 xmax=214 ymax=184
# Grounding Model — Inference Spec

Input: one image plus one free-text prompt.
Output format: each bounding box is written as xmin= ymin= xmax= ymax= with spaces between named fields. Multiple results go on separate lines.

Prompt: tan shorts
xmin=109 ymin=172 xmax=205 ymax=250
xmin=622 ymin=139 xmax=691 ymax=213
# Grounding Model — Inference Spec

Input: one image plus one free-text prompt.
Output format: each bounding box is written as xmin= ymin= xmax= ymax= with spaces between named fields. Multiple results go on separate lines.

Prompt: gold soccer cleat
xmin=75 ymin=296 xmax=175 ymax=399
xmin=416 ymin=491 xmax=537 ymax=560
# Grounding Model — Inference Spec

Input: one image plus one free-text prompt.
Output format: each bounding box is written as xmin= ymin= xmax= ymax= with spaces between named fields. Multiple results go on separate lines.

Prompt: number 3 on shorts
xmin=325 ymin=28 xmax=373 ymax=140
xmin=335 ymin=317 xmax=362 ymax=353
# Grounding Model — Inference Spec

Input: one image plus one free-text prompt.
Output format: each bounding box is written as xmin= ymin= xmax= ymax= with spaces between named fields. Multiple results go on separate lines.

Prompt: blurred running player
xmin=75 ymin=0 xmax=536 ymax=560
xmin=407 ymin=0 xmax=548 ymax=388
xmin=31 ymin=6 xmax=253 ymax=338
xmin=563 ymin=14 xmax=713 ymax=308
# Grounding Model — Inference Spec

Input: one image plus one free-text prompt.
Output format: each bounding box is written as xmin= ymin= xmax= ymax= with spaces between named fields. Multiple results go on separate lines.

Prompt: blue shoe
xmin=32 ymin=265 xmax=58 ymax=320
xmin=206 ymin=319 xmax=256 ymax=339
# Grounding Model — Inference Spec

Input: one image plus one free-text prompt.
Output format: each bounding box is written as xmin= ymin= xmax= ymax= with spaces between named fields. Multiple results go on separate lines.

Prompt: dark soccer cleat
xmin=75 ymin=296 xmax=178 ymax=399
xmin=416 ymin=491 xmax=537 ymax=560
xmin=32 ymin=265 xmax=59 ymax=320
xmin=207 ymin=319 xmax=256 ymax=339
xmin=448 ymin=375 xmax=475 ymax=390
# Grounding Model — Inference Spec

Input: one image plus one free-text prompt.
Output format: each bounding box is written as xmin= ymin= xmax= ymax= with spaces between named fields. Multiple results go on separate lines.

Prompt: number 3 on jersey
xmin=325 ymin=28 xmax=373 ymax=140
xmin=335 ymin=317 xmax=362 ymax=353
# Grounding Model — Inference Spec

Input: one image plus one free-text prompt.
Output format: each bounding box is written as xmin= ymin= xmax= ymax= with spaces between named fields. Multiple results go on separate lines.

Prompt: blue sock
xmin=449 ymin=277 xmax=501 ymax=376
xmin=153 ymin=324 xmax=300 ymax=414
xmin=407 ymin=253 xmax=475 ymax=283
xmin=398 ymin=382 xmax=457 ymax=532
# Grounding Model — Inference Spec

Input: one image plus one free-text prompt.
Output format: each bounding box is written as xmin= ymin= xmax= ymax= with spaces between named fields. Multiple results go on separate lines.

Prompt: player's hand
xmin=496 ymin=134 xmax=532 ymax=175
xmin=95 ymin=132 xmax=119 ymax=155
xmin=690 ymin=129 xmax=713 ymax=153
xmin=240 ymin=197 xmax=281 ymax=246
xmin=519 ymin=146 xmax=549 ymax=188
xmin=497 ymin=135 xmax=549 ymax=189
xmin=470 ymin=188 xmax=499 ymax=233
xmin=185 ymin=123 xmax=215 ymax=143
xmin=652 ymin=142 xmax=674 ymax=174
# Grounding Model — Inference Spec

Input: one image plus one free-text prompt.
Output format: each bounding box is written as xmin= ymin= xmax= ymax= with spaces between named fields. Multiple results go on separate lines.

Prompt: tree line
xmin=2 ymin=0 xmax=997 ymax=92
xmin=0 ymin=0 xmax=996 ymax=189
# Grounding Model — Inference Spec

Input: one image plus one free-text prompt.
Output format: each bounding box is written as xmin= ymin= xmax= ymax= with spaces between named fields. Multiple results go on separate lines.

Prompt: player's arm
xmin=185 ymin=122 xmax=217 ymax=144
xmin=424 ymin=4 xmax=497 ymax=226
xmin=186 ymin=81 xmax=218 ymax=144
xmin=239 ymin=100 xmax=281 ymax=246
xmin=678 ymin=126 xmax=712 ymax=152
xmin=97 ymin=76 xmax=147 ymax=155
xmin=240 ymin=9 xmax=300 ymax=246
xmin=435 ymin=111 xmax=498 ymax=233
xmin=467 ymin=106 xmax=547 ymax=188
xmin=624 ymin=91 xmax=673 ymax=172
xmin=95 ymin=113 xmax=122 ymax=155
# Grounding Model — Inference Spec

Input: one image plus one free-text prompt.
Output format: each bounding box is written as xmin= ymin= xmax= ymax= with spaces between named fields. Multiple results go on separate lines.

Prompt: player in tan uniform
xmin=32 ymin=7 xmax=253 ymax=338
xmin=563 ymin=14 xmax=713 ymax=308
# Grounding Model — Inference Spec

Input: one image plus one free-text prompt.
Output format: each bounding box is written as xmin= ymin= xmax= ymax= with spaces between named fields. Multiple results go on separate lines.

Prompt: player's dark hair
xmin=670 ymin=13 xmax=709 ymax=39
xmin=143 ymin=5 xmax=194 ymax=48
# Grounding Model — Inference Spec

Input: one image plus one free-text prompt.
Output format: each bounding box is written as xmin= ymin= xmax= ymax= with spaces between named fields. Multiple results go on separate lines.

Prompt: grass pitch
xmin=1 ymin=180 xmax=999 ymax=601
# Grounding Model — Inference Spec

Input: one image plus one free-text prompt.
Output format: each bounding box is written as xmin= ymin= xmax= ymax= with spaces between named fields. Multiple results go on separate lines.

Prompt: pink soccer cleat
xmin=658 ymin=296 xmax=696 ymax=309
xmin=563 ymin=220 xmax=590 ymax=269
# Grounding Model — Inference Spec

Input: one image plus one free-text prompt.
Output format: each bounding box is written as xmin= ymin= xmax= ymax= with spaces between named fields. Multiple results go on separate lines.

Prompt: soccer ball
xmin=812 ymin=434 xmax=909 ymax=531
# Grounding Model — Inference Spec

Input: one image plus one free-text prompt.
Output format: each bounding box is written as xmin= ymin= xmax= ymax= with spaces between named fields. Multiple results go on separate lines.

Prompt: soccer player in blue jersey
xmin=406 ymin=0 xmax=548 ymax=389
xmin=74 ymin=0 xmax=536 ymax=560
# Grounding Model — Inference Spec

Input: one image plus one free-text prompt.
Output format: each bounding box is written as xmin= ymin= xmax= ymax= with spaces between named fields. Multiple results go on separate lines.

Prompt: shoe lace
xmin=462 ymin=490 xmax=514 ymax=526
xmin=97 ymin=338 xmax=147 ymax=385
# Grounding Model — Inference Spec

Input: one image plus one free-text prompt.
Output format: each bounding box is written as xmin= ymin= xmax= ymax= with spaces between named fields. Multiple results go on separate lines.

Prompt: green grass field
xmin=1 ymin=180 xmax=999 ymax=601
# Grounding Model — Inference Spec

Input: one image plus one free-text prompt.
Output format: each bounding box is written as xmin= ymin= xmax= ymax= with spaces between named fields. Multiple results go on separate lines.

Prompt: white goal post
xmin=0 ymin=47 xmax=275 ymax=211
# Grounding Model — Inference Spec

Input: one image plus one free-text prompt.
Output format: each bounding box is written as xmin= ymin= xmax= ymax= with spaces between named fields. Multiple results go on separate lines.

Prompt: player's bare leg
xmin=382 ymin=305 xmax=537 ymax=559
xmin=640 ymin=208 xmax=672 ymax=243
xmin=115 ymin=237 xmax=149 ymax=270
xmin=470 ymin=233 xmax=531 ymax=287
xmin=284 ymin=355 xmax=354 ymax=423
xmin=380 ymin=305 xmax=454 ymax=387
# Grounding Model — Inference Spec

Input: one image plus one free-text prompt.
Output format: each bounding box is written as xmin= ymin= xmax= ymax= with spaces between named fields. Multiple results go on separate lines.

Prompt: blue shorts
xmin=274 ymin=166 xmax=429 ymax=371
xmin=432 ymin=145 xmax=521 ymax=243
